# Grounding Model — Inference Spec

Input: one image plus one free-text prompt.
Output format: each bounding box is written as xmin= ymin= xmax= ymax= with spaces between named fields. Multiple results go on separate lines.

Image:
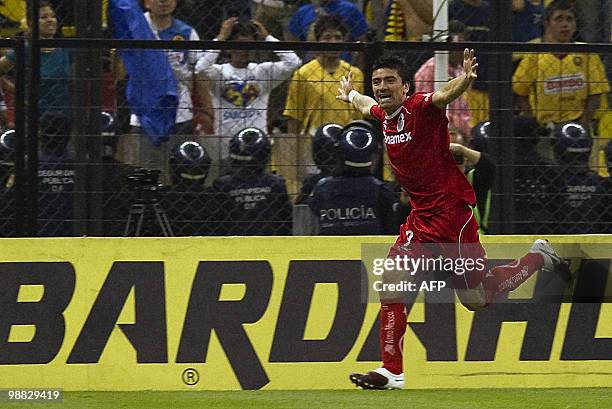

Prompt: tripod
xmin=124 ymin=189 xmax=174 ymax=237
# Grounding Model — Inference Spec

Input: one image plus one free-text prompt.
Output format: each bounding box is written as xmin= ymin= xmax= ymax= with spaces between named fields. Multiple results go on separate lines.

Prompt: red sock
xmin=485 ymin=253 xmax=545 ymax=296
xmin=379 ymin=303 xmax=406 ymax=375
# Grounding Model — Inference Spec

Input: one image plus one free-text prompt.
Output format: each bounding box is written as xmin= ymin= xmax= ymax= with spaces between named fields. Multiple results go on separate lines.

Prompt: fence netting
xmin=0 ymin=0 xmax=611 ymax=236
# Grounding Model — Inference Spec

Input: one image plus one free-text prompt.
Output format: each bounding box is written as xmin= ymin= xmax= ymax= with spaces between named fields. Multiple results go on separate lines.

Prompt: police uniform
xmin=213 ymin=171 xmax=292 ymax=235
xmin=38 ymin=152 xmax=76 ymax=237
xmin=307 ymin=175 xmax=398 ymax=235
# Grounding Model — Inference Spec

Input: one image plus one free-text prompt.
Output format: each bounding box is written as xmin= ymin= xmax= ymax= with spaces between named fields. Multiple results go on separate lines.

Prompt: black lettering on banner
xmin=0 ymin=262 xmax=75 ymax=364
xmin=176 ymin=261 xmax=272 ymax=390
xmin=562 ymin=259 xmax=612 ymax=360
xmin=465 ymin=271 xmax=564 ymax=361
xmin=357 ymin=278 xmax=458 ymax=362
xmin=409 ymin=279 xmax=458 ymax=361
xmin=67 ymin=262 xmax=167 ymax=363
xmin=269 ymin=260 xmax=366 ymax=362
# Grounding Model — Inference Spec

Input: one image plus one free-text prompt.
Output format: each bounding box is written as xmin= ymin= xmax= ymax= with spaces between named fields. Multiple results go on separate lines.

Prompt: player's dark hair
xmin=372 ymin=54 xmax=411 ymax=84
xmin=313 ymin=15 xmax=347 ymax=41
xmin=544 ymin=0 xmax=575 ymax=23
xmin=228 ymin=21 xmax=258 ymax=41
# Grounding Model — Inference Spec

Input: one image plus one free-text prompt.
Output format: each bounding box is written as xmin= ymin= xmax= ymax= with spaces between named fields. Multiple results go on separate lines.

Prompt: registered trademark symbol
xmin=182 ymin=368 xmax=200 ymax=386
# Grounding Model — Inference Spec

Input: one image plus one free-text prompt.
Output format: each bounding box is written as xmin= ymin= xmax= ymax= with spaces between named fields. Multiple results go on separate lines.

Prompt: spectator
xmin=196 ymin=17 xmax=301 ymax=177
xmin=0 ymin=1 xmax=73 ymax=125
xmin=513 ymin=0 xmax=610 ymax=129
xmin=251 ymin=0 xmax=299 ymax=40
xmin=449 ymin=0 xmax=490 ymax=126
xmin=413 ymin=20 xmax=472 ymax=136
xmin=289 ymin=0 xmax=367 ymax=63
xmin=306 ymin=124 xmax=398 ymax=235
xmin=551 ymin=122 xmax=606 ymax=233
xmin=289 ymin=0 xmax=368 ymax=42
xmin=512 ymin=0 xmax=545 ymax=43
xmin=295 ymin=122 xmax=343 ymax=204
xmin=212 ymin=127 xmax=292 ymax=235
xmin=174 ymin=0 xmax=250 ymax=40
xmin=363 ymin=0 xmax=432 ymax=41
xmin=283 ymin=15 xmax=364 ymax=185
xmin=115 ymin=0 xmax=210 ymax=184
xmin=163 ymin=140 xmax=220 ymax=236
xmin=0 ymin=0 xmax=26 ymax=38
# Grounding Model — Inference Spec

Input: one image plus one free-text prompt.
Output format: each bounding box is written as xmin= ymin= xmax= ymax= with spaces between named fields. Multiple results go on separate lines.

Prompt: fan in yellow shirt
xmin=513 ymin=1 xmax=610 ymax=126
xmin=282 ymin=15 xmax=364 ymax=192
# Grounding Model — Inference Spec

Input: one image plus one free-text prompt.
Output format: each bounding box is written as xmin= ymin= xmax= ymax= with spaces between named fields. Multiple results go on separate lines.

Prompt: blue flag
xmin=109 ymin=0 xmax=178 ymax=146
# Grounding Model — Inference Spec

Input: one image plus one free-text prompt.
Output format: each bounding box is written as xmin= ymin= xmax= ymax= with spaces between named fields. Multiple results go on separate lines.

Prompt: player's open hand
xmin=337 ymin=71 xmax=354 ymax=102
xmin=463 ymin=48 xmax=478 ymax=81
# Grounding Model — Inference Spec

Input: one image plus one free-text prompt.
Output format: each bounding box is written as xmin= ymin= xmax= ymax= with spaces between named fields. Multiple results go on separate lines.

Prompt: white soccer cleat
xmin=349 ymin=367 xmax=405 ymax=390
xmin=529 ymin=239 xmax=571 ymax=281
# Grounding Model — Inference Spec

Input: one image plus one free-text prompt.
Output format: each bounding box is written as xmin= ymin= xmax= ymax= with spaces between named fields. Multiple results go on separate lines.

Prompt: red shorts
xmin=390 ymin=204 xmax=487 ymax=289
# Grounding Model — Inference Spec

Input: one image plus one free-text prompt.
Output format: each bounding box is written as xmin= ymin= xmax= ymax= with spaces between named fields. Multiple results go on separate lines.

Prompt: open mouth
xmin=377 ymin=94 xmax=392 ymax=104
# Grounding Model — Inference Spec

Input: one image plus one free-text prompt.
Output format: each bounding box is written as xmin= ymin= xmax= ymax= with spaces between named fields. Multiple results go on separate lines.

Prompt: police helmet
xmin=312 ymin=123 xmax=342 ymax=168
xmin=344 ymin=119 xmax=383 ymax=145
xmin=469 ymin=121 xmax=490 ymax=153
xmin=170 ymin=141 xmax=211 ymax=182
xmin=554 ymin=122 xmax=591 ymax=162
xmin=229 ymin=127 xmax=271 ymax=166
xmin=0 ymin=129 xmax=15 ymax=165
xmin=336 ymin=125 xmax=377 ymax=169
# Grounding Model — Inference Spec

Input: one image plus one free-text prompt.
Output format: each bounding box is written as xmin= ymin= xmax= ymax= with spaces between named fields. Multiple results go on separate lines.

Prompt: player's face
xmin=371 ymin=68 xmax=409 ymax=113
xmin=146 ymin=0 xmax=177 ymax=17
xmin=545 ymin=10 xmax=576 ymax=43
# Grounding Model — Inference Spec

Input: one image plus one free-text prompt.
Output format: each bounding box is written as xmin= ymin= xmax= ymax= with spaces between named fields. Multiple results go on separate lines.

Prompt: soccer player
xmin=337 ymin=51 xmax=570 ymax=390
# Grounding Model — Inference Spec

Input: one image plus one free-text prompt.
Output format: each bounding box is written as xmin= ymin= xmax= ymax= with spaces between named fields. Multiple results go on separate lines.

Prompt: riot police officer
xmin=164 ymin=140 xmax=219 ymax=236
xmin=295 ymin=123 xmax=342 ymax=204
xmin=212 ymin=127 xmax=292 ymax=235
xmin=552 ymin=122 xmax=606 ymax=233
xmin=512 ymin=115 xmax=558 ymax=234
xmin=37 ymin=111 xmax=75 ymax=236
xmin=307 ymin=124 xmax=398 ymax=235
xmin=0 ymin=128 xmax=14 ymax=236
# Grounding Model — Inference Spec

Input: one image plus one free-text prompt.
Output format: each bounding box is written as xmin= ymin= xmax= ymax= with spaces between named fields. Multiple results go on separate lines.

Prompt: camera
xmin=126 ymin=167 xmax=161 ymax=189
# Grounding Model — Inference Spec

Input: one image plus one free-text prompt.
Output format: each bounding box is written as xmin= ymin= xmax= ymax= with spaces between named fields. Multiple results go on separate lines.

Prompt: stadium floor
xmin=1 ymin=388 xmax=610 ymax=408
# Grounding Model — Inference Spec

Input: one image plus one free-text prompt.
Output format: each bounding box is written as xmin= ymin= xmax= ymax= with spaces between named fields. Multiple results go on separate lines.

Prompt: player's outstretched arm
xmin=432 ymin=48 xmax=478 ymax=109
xmin=337 ymin=71 xmax=377 ymax=117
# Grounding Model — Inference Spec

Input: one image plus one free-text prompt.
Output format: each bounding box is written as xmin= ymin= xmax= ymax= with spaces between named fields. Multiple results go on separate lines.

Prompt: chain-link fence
xmin=0 ymin=0 xmax=611 ymax=237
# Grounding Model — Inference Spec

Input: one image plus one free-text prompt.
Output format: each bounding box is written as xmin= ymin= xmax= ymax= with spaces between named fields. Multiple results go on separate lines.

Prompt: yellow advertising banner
xmin=0 ymin=235 xmax=610 ymax=390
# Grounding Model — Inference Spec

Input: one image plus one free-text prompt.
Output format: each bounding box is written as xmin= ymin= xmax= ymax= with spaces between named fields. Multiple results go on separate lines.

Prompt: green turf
xmin=1 ymin=389 xmax=610 ymax=409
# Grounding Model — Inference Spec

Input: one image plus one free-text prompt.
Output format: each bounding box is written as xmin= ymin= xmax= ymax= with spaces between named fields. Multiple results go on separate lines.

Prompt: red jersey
xmin=370 ymin=92 xmax=476 ymax=214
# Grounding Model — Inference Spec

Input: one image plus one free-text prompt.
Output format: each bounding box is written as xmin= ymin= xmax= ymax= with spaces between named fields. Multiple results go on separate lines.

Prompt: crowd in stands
xmin=0 ymin=0 xmax=611 ymax=236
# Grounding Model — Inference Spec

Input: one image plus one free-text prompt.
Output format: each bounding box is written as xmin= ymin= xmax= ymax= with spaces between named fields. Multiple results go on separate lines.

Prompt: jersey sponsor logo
xmin=544 ymin=74 xmax=586 ymax=94
xmin=319 ymin=206 xmax=376 ymax=221
xmin=222 ymin=80 xmax=261 ymax=107
xmin=384 ymin=131 xmax=413 ymax=145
